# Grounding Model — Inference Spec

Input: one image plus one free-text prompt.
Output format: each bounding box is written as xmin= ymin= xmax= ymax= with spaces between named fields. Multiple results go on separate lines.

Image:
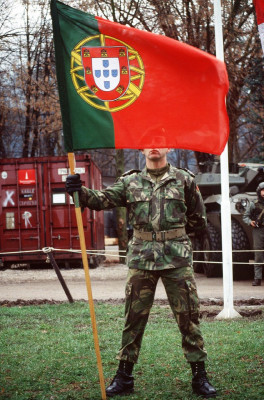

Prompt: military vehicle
xmin=192 ymin=162 xmax=264 ymax=279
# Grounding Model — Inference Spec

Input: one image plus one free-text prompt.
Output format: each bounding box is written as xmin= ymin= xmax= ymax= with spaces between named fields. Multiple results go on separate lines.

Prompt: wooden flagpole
xmin=68 ymin=152 xmax=106 ymax=400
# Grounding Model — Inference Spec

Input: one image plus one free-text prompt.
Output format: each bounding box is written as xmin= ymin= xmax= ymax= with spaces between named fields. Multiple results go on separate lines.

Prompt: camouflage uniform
xmin=79 ymin=164 xmax=207 ymax=363
xmin=243 ymin=199 xmax=264 ymax=280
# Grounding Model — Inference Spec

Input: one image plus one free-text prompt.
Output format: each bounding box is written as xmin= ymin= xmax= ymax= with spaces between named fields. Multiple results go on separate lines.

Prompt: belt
xmin=133 ymin=227 xmax=186 ymax=241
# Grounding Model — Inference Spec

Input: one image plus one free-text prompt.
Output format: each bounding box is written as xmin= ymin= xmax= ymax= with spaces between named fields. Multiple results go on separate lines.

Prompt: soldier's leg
xmin=106 ymin=269 xmax=159 ymax=397
xmin=117 ymin=268 xmax=159 ymax=363
xmin=252 ymin=228 xmax=264 ymax=283
xmin=161 ymin=266 xmax=206 ymax=362
xmin=161 ymin=267 xmax=216 ymax=398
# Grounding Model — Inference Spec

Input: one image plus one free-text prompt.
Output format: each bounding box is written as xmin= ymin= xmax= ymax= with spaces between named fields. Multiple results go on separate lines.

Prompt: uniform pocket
xmin=124 ymin=282 xmax=133 ymax=317
xmin=163 ymin=186 xmax=187 ymax=223
xmin=126 ymin=188 xmax=151 ymax=225
xmin=164 ymin=237 xmax=192 ymax=267
xmin=185 ymin=279 xmax=199 ymax=321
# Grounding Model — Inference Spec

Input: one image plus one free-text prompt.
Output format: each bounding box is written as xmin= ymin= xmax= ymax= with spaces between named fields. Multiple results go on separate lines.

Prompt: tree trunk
xmin=115 ymin=149 xmax=128 ymax=263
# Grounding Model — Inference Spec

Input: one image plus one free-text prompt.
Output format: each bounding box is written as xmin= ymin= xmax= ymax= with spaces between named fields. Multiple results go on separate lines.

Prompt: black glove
xmin=65 ymin=174 xmax=82 ymax=195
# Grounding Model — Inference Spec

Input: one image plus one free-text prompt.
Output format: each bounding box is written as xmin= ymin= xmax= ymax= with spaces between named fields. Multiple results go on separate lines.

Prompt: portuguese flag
xmin=254 ymin=0 xmax=264 ymax=54
xmin=50 ymin=0 xmax=229 ymax=155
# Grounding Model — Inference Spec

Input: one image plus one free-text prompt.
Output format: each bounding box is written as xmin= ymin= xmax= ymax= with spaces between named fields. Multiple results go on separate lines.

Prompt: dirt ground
xmin=1 ymin=261 xmax=264 ymax=317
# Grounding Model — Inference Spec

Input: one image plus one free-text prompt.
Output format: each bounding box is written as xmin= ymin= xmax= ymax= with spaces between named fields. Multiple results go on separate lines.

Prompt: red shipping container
xmin=0 ymin=155 xmax=104 ymax=268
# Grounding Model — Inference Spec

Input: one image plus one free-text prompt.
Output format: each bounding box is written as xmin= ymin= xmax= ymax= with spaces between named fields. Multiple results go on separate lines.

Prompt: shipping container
xmin=0 ymin=155 xmax=104 ymax=268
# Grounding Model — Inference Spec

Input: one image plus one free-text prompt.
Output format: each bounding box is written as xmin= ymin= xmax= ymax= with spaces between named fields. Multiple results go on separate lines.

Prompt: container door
xmin=0 ymin=163 xmax=42 ymax=253
xmin=45 ymin=159 xmax=92 ymax=252
xmin=17 ymin=167 xmax=42 ymax=251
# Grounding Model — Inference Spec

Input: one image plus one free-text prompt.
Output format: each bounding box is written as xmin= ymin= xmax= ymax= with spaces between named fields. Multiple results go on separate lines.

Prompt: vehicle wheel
xmin=202 ymin=219 xmax=253 ymax=280
xmin=231 ymin=219 xmax=253 ymax=280
xmin=202 ymin=223 xmax=222 ymax=277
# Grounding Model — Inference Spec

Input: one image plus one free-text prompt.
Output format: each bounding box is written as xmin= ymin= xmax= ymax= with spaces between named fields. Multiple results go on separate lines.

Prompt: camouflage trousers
xmin=252 ymin=227 xmax=264 ymax=279
xmin=117 ymin=267 xmax=207 ymax=364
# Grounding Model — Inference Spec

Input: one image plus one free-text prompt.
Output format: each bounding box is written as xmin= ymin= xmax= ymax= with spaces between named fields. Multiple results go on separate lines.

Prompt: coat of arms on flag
xmin=71 ymin=35 xmax=145 ymax=113
xmin=82 ymin=46 xmax=130 ymax=101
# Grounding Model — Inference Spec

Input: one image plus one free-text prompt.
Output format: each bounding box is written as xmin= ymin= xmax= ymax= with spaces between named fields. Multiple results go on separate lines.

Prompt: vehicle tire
xmin=202 ymin=222 xmax=222 ymax=277
xmin=231 ymin=219 xmax=253 ymax=280
xmin=202 ymin=219 xmax=253 ymax=280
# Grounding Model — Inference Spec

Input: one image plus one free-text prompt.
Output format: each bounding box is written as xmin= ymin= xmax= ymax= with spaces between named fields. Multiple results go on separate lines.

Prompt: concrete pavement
xmin=0 ymin=264 xmax=263 ymax=302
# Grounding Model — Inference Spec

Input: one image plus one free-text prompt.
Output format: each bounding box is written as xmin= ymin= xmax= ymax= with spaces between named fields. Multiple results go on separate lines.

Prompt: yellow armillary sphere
xmin=71 ymin=34 xmax=145 ymax=112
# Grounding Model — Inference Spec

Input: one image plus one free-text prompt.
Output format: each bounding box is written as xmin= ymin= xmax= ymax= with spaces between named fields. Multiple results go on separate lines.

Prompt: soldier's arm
xmin=185 ymin=177 xmax=207 ymax=233
xmin=242 ymin=202 xmax=255 ymax=226
xmin=78 ymin=177 xmax=127 ymax=211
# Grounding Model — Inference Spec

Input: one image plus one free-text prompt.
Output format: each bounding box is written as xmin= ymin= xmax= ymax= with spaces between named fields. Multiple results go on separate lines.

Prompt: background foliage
xmin=0 ymin=0 xmax=263 ymax=173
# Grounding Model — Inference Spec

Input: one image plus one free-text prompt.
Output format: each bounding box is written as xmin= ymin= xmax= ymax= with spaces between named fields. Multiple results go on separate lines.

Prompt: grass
xmin=0 ymin=302 xmax=263 ymax=400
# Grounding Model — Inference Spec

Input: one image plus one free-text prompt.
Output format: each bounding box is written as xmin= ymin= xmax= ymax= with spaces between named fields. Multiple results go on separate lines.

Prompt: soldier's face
xmin=142 ymin=148 xmax=170 ymax=161
xmin=261 ymin=189 xmax=264 ymax=198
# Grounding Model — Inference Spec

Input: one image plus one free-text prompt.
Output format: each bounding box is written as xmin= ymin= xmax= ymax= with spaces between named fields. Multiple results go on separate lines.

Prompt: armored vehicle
xmin=192 ymin=162 xmax=264 ymax=279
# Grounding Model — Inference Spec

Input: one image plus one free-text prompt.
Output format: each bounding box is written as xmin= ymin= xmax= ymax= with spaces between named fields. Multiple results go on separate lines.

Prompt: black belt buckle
xmin=152 ymin=231 xmax=156 ymax=241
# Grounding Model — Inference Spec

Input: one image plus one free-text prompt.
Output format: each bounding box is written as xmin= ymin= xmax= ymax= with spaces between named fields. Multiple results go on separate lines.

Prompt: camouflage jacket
xmin=243 ymin=199 xmax=264 ymax=227
xmin=79 ymin=164 xmax=207 ymax=270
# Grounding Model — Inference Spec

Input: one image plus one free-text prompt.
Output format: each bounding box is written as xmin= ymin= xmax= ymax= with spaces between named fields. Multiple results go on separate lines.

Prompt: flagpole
xmin=213 ymin=0 xmax=241 ymax=319
xmin=68 ymin=152 xmax=107 ymax=399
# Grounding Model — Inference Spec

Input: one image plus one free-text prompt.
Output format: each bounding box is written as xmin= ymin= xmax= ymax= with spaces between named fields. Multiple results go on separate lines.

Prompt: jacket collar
xmin=141 ymin=163 xmax=177 ymax=184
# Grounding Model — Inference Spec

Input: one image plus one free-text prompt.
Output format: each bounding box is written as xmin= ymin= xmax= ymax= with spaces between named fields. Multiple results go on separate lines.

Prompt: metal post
xmin=213 ymin=0 xmax=241 ymax=319
xmin=43 ymin=248 xmax=74 ymax=303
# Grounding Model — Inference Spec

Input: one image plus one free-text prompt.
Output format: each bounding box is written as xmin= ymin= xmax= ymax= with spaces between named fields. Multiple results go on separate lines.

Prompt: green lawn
xmin=0 ymin=302 xmax=263 ymax=399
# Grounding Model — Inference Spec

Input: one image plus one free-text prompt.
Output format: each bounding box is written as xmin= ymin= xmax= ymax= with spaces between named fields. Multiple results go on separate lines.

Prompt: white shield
xmin=92 ymin=58 xmax=120 ymax=91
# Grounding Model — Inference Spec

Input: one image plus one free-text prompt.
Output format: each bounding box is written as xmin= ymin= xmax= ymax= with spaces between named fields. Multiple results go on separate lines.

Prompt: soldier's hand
xmin=65 ymin=174 xmax=82 ymax=195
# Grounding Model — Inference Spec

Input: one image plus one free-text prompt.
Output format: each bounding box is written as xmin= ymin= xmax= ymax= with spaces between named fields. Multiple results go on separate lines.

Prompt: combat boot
xmin=191 ymin=362 xmax=217 ymax=398
xmin=106 ymin=361 xmax=134 ymax=397
xmin=252 ymin=279 xmax=261 ymax=286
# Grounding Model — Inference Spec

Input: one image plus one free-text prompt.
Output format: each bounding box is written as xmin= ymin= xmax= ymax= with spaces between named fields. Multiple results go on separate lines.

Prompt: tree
xmin=18 ymin=0 xmax=63 ymax=157
xmin=236 ymin=57 xmax=264 ymax=162
xmin=2 ymin=0 xmax=262 ymax=166
xmin=0 ymin=0 xmax=22 ymax=158
xmin=222 ymin=1 xmax=263 ymax=163
xmin=0 ymin=0 xmax=63 ymax=159
xmin=75 ymin=0 xmax=263 ymax=167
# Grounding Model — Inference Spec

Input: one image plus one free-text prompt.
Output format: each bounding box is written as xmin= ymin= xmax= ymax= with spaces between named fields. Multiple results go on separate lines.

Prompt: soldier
xmin=242 ymin=182 xmax=264 ymax=286
xmin=65 ymin=148 xmax=217 ymax=398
